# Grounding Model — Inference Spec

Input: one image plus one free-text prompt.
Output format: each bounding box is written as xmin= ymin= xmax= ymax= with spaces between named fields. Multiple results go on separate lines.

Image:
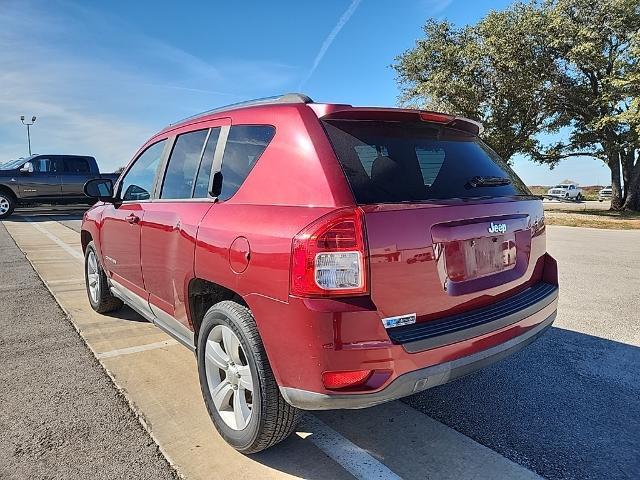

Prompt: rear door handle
xmin=126 ymin=214 xmax=140 ymax=224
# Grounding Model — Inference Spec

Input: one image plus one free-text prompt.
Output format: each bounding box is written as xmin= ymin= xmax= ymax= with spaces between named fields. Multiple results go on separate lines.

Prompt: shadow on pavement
xmin=405 ymin=326 xmax=640 ymax=480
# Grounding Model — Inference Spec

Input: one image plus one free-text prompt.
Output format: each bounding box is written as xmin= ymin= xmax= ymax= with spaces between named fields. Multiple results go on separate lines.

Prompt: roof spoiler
xmin=312 ymin=106 xmax=484 ymax=136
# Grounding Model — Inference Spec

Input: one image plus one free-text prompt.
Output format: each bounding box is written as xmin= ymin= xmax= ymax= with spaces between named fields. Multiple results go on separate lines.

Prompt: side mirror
xmin=84 ymin=178 xmax=115 ymax=202
xmin=19 ymin=161 xmax=34 ymax=173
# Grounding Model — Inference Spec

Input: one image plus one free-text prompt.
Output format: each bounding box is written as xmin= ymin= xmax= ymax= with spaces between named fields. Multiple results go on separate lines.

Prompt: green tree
xmin=394 ymin=4 xmax=559 ymax=162
xmin=540 ymin=0 xmax=640 ymax=210
xmin=394 ymin=0 xmax=640 ymax=210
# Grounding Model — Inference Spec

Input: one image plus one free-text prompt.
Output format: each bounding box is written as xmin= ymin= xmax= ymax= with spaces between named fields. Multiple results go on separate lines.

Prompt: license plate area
xmin=443 ymin=234 xmax=517 ymax=282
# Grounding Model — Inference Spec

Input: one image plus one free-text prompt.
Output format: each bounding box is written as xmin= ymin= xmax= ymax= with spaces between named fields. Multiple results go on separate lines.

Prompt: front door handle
xmin=126 ymin=214 xmax=140 ymax=224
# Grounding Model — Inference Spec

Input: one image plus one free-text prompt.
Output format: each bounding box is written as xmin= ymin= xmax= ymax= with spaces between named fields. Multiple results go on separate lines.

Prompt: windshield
xmin=553 ymin=185 xmax=569 ymax=189
xmin=0 ymin=158 xmax=29 ymax=170
xmin=322 ymin=120 xmax=530 ymax=204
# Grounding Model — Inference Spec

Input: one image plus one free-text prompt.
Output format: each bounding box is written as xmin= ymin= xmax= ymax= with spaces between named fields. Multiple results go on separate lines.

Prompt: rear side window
xmin=322 ymin=120 xmax=530 ymax=204
xmin=120 ymin=140 xmax=166 ymax=201
xmin=161 ymin=129 xmax=208 ymax=199
xmin=63 ymin=157 xmax=91 ymax=173
xmin=218 ymin=125 xmax=275 ymax=200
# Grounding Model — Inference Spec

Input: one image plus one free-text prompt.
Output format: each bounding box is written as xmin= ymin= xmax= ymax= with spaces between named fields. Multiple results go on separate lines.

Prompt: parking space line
xmin=24 ymin=216 xmax=84 ymax=261
xmin=298 ymin=415 xmax=402 ymax=480
xmin=96 ymin=339 xmax=180 ymax=359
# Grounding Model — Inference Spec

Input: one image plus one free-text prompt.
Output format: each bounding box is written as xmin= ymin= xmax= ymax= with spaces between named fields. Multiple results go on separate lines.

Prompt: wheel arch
xmin=81 ymin=230 xmax=93 ymax=252
xmin=0 ymin=184 xmax=18 ymax=202
xmin=187 ymin=278 xmax=248 ymax=344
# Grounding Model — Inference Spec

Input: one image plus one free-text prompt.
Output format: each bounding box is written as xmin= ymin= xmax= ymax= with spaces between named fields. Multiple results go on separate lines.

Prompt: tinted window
xmin=63 ymin=157 xmax=91 ymax=173
xmin=193 ymin=128 xmax=221 ymax=198
xmin=322 ymin=120 xmax=530 ymax=204
xmin=32 ymin=157 xmax=59 ymax=173
xmin=161 ymin=130 xmax=208 ymax=199
xmin=218 ymin=125 xmax=275 ymax=200
xmin=120 ymin=140 xmax=166 ymax=201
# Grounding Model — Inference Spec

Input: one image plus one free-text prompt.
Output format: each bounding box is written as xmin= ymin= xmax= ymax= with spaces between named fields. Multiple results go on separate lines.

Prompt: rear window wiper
xmin=466 ymin=176 xmax=512 ymax=188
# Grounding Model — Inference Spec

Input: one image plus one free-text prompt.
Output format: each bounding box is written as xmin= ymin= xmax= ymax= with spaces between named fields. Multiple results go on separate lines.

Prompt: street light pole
xmin=20 ymin=115 xmax=37 ymax=156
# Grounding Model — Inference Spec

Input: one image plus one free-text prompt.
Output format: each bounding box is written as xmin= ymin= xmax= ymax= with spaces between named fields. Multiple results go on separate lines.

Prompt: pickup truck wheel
xmin=197 ymin=300 xmax=300 ymax=454
xmin=0 ymin=192 xmax=15 ymax=219
xmin=84 ymin=241 xmax=123 ymax=313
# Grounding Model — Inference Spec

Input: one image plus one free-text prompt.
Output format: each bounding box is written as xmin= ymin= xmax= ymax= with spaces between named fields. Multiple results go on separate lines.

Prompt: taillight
xmin=290 ymin=208 xmax=368 ymax=297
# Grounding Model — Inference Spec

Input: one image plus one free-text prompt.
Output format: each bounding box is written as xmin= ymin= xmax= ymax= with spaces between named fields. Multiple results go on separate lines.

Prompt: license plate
xmin=444 ymin=234 xmax=516 ymax=282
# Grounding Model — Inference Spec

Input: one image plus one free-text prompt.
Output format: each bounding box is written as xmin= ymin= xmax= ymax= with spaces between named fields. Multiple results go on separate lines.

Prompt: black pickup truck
xmin=0 ymin=154 xmax=119 ymax=219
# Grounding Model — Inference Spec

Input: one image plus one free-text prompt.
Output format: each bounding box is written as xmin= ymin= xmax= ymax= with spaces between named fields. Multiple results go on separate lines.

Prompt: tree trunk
xmin=622 ymin=150 xmax=640 ymax=211
xmin=621 ymin=150 xmax=632 ymax=203
xmin=608 ymin=151 xmax=624 ymax=210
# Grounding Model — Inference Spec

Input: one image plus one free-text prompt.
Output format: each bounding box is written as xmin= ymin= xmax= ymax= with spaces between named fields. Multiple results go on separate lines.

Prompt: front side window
xmin=120 ymin=140 xmax=166 ymax=201
xmin=160 ymin=130 xmax=208 ymax=199
xmin=218 ymin=125 xmax=275 ymax=200
xmin=32 ymin=157 xmax=58 ymax=173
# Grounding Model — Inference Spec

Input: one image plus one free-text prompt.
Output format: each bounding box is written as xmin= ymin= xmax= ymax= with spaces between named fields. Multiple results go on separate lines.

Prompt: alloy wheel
xmin=86 ymin=250 xmax=100 ymax=304
xmin=204 ymin=324 xmax=254 ymax=430
xmin=0 ymin=195 xmax=10 ymax=215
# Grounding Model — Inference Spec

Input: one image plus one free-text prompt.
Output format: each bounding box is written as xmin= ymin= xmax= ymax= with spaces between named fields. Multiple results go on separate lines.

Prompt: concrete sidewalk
xmin=0 ymin=222 xmax=178 ymax=480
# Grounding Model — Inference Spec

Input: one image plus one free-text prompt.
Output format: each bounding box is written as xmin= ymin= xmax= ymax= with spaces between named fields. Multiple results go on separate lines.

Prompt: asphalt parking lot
xmin=1 ymin=207 xmax=638 ymax=480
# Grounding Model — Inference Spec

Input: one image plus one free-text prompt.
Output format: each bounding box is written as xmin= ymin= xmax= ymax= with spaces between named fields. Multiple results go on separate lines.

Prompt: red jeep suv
xmin=81 ymin=94 xmax=558 ymax=453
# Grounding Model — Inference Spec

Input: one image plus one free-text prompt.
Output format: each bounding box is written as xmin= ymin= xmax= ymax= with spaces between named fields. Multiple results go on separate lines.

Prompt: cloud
xmin=299 ymin=0 xmax=363 ymax=89
xmin=0 ymin=1 xmax=297 ymax=170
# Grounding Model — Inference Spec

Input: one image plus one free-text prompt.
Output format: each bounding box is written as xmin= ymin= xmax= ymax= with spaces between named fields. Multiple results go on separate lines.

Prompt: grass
xmin=545 ymin=209 xmax=640 ymax=229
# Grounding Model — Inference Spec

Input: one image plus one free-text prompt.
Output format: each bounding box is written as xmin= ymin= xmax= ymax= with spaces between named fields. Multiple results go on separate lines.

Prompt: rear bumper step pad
xmin=388 ymin=282 xmax=558 ymax=353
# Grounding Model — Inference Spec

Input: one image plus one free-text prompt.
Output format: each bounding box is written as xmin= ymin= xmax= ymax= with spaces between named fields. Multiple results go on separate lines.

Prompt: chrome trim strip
xmin=109 ymin=279 xmax=155 ymax=320
xmin=109 ymin=279 xmax=195 ymax=352
xmin=150 ymin=304 xmax=195 ymax=352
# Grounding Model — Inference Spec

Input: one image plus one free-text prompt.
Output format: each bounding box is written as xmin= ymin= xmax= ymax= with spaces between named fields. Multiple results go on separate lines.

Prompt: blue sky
xmin=0 ymin=0 xmax=609 ymax=185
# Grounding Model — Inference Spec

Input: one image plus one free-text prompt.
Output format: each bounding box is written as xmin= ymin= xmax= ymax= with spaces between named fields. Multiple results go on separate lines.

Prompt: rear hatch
xmin=322 ymin=117 xmax=546 ymax=322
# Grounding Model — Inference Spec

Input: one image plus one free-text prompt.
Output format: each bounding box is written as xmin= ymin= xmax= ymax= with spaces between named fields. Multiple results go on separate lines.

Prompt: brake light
xmin=290 ymin=208 xmax=368 ymax=297
xmin=420 ymin=112 xmax=454 ymax=123
xmin=322 ymin=370 xmax=373 ymax=390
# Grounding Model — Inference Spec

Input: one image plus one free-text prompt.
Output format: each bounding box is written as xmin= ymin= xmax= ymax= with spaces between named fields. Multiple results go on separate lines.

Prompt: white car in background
xmin=547 ymin=183 xmax=583 ymax=201
xmin=598 ymin=186 xmax=612 ymax=202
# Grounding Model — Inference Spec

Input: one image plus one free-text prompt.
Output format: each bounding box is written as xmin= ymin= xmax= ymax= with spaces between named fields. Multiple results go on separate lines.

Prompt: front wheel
xmin=0 ymin=192 xmax=16 ymax=219
xmin=197 ymin=301 xmax=299 ymax=454
xmin=84 ymin=241 xmax=123 ymax=313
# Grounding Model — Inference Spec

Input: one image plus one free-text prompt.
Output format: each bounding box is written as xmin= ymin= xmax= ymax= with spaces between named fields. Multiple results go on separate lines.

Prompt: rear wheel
xmin=0 ymin=192 xmax=16 ymax=219
xmin=197 ymin=300 xmax=299 ymax=453
xmin=84 ymin=241 xmax=123 ymax=313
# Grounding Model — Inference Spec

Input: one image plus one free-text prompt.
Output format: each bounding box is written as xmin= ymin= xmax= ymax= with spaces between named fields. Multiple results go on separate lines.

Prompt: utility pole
xmin=20 ymin=115 xmax=37 ymax=156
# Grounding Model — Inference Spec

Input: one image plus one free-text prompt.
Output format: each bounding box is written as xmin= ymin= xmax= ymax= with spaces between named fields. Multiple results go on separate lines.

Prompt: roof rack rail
xmin=168 ymin=93 xmax=313 ymax=127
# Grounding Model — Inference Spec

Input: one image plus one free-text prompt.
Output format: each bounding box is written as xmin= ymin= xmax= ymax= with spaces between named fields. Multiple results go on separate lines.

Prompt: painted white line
xmin=96 ymin=339 xmax=180 ymax=359
xmin=24 ymin=217 xmax=84 ymax=262
xmin=298 ymin=415 xmax=402 ymax=480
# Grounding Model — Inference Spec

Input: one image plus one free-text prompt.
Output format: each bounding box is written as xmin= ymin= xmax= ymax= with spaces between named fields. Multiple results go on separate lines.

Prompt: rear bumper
xmin=280 ymin=310 xmax=555 ymax=410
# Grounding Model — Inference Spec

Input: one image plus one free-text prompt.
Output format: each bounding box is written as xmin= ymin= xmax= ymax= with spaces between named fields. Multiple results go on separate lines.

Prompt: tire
xmin=84 ymin=241 xmax=123 ymax=313
xmin=0 ymin=191 xmax=16 ymax=219
xmin=197 ymin=300 xmax=300 ymax=454
xmin=576 ymin=193 xmax=583 ymax=201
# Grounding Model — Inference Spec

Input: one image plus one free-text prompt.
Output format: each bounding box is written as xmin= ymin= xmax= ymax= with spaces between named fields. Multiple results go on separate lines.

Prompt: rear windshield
xmin=322 ymin=120 xmax=531 ymax=204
